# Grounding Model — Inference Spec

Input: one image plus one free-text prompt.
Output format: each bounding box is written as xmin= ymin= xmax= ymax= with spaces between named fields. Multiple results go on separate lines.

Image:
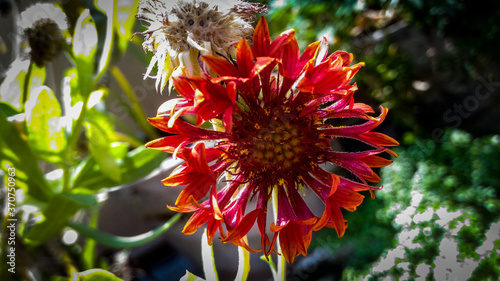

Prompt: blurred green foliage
xmin=367 ymin=130 xmax=500 ymax=280
xmin=263 ymin=0 xmax=500 ymax=137
xmin=312 ymin=130 xmax=500 ymax=280
xmin=0 ymin=1 xmax=178 ymax=280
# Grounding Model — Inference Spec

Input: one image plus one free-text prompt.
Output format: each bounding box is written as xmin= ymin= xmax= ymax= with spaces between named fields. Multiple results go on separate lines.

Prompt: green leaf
xmin=109 ymin=142 xmax=129 ymax=159
xmin=180 ymin=271 xmax=206 ymax=281
xmin=73 ymin=9 xmax=98 ymax=94
xmin=25 ymin=86 xmax=67 ymax=162
xmin=68 ymin=213 xmax=181 ymax=248
xmin=73 ymin=269 xmax=123 ymax=281
xmin=63 ymin=67 xmax=84 ymax=106
xmin=114 ymin=0 xmax=140 ymax=54
xmin=0 ymin=111 xmax=53 ymax=202
xmin=25 ymin=192 xmax=98 ymax=245
xmin=0 ymin=101 xmax=20 ymax=117
xmin=72 ymin=146 xmax=167 ymax=190
xmin=94 ymin=0 xmax=115 ymax=78
xmin=73 ymin=9 xmax=98 ymax=62
xmin=82 ymin=208 xmax=99 ymax=269
xmin=0 ymin=58 xmax=45 ymax=111
xmin=84 ymin=121 xmax=121 ymax=183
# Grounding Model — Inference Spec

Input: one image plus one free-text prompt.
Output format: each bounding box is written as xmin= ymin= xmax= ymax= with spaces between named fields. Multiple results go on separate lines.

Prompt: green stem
xmin=61 ymin=40 xmax=76 ymax=64
xmin=68 ymin=213 xmax=181 ymax=248
xmin=272 ymin=187 xmax=287 ymax=281
xmin=62 ymin=164 xmax=71 ymax=193
xmin=111 ymin=66 xmax=159 ymax=140
xmin=63 ymin=85 xmax=92 ymax=192
xmin=21 ymin=60 xmax=33 ymax=109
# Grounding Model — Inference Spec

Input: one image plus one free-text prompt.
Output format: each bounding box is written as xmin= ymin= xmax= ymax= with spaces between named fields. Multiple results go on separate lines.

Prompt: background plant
xmin=0 ymin=1 xmax=181 ymax=280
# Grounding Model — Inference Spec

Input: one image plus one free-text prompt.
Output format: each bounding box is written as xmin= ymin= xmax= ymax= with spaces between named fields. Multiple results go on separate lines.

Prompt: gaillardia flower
xmin=136 ymin=0 xmax=267 ymax=92
xmin=146 ymin=17 xmax=398 ymax=263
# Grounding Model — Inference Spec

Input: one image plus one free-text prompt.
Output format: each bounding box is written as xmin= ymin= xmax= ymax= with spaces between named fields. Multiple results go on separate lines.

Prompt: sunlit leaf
xmin=180 ymin=271 xmax=205 ymax=281
xmin=110 ymin=142 xmax=129 ymax=160
xmin=74 ymin=9 xmax=98 ymax=60
xmin=0 ymin=111 xmax=53 ymax=202
xmin=0 ymin=58 xmax=45 ymax=111
xmin=25 ymin=192 xmax=98 ymax=245
xmin=84 ymin=121 xmax=121 ymax=183
xmin=72 ymin=146 xmax=167 ymax=190
xmin=25 ymin=86 xmax=66 ymax=162
xmin=73 ymin=9 xmax=98 ymax=94
xmin=73 ymin=269 xmax=123 ymax=281
xmin=87 ymin=89 xmax=106 ymax=109
xmin=115 ymin=0 xmax=140 ymax=54
xmin=94 ymin=0 xmax=115 ymax=78
xmin=63 ymin=67 xmax=83 ymax=106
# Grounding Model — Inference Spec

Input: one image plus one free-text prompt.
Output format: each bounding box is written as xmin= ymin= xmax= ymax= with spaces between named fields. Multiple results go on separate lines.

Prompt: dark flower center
xmin=226 ymin=104 xmax=323 ymax=186
xmin=249 ymin=113 xmax=302 ymax=170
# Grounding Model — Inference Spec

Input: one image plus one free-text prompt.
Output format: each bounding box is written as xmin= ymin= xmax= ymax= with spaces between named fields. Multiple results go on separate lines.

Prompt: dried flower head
xmin=136 ymin=0 xmax=267 ymax=92
xmin=147 ymin=18 xmax=398 ymax=263
xmin=17 ymin=3 xmax=68 ymax=66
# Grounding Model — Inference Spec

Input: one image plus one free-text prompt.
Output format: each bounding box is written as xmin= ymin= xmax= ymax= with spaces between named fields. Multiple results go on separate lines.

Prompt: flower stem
xmin=272 ymin=187 xmax=286 ymax=281
xmin=202 ymin=228 xmax=219 ymax=281
xmin=68 ymin=213 xmax=181 ymax=248
xmin=236 ymin=236 xmax=250 ymax=281
xmin=63 ymin=82 xmax=92 ymax=192
xmin=21 ymin=60 xmax=33 ymax=109
xmin=110 ymin=66 xmax=159 ymax=140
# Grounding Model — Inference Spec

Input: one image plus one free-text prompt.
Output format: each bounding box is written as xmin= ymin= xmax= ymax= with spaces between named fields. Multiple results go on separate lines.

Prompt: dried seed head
xmin=137 ymin=0 xmax=267 ymax=92
xmin=17 ymin=3 xmax=68 ymax=66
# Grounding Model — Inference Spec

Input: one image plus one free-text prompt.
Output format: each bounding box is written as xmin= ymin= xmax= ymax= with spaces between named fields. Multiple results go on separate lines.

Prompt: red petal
xmin=329 ymin=203 xmax=348 ymax=237
xmin=253 ymin=17 xmax=270 ymax=57
xmin=269 ymin=29 xmax=295 ymax=58
xmin=182 ymin=209 xmax=209 ymax=235
xmin=190 ymin=143 xmax=211 ymax=173
xmin=358 ymin=155 xmax=394 ymax=167
xmin=201 ymin=55 xmax=240 ymax=77
xmin=278 ymin=222 xmax=313 ymax=263
xmin=173 ymin=77 xmax=196 ymax=100
xmin=222 ymin=209 xmax=260 ymax=242
xmin=358 ymin=132 xmax=400 ymax=147
xmin=250 ymin=57 xmax=276 ymax=79
xmin=236 ymin=39 xmax=254 ymax=77
xmin=280 ymin=35 xmax=300 ymax=77
xmin=145 ymin=135 xmax=189 ymax=153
